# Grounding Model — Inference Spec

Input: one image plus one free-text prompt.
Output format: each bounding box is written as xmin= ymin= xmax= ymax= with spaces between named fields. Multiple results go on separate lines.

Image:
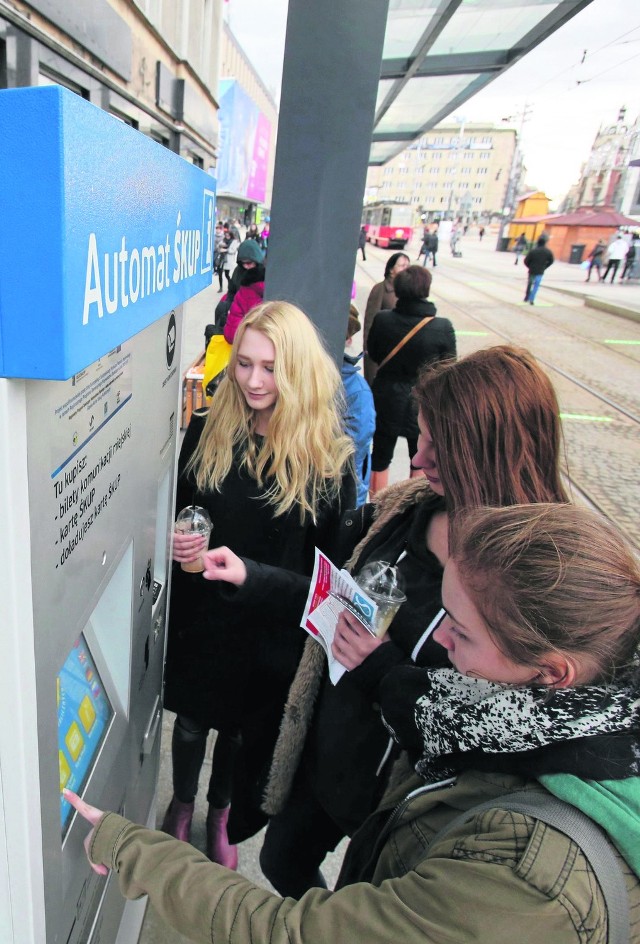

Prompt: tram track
xmin=356 ymin=254 xmax=640 ymax=550
xmin=440 ymin=267 xmax=640 ymax=368
xmin=436 ymin=293 xmax=640 ymax=427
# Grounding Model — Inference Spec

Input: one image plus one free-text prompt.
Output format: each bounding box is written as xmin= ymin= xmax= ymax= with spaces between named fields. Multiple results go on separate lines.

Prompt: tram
xmin=362 ymin=201 xmax=413 ymax=249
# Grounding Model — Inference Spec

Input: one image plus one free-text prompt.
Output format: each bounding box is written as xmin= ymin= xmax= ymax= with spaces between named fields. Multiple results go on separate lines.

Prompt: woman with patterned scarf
xmin=65 ymin=502 xmax=639 ymax=943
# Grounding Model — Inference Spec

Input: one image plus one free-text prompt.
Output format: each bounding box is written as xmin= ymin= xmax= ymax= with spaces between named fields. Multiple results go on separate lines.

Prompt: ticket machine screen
xmin=58 ymin=635 xmax=113 ymax=835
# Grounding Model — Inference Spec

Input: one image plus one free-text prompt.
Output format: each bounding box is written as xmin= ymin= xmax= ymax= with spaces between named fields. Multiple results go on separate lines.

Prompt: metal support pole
xmin=264 ymin=0 xmax=390 ymax=363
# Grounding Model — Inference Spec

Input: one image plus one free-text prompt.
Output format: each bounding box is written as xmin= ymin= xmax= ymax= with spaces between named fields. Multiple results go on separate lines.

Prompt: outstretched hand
xmin=63 ymin=789 xmax=109 ymax=876
xmin=202 ymin=546 xmax=248 ymax=586
xmin=331 ymin=609 xmax=388 ymax=670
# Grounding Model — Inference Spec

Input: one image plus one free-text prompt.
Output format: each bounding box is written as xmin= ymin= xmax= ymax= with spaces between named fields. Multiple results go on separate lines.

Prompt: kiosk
xmin=0 ymin=87 xmax=215 ymax=943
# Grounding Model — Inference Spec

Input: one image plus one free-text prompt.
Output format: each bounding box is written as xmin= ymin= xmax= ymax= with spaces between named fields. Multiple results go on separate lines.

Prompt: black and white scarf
xmin=380 ymin=667 xmax=640 ymax=784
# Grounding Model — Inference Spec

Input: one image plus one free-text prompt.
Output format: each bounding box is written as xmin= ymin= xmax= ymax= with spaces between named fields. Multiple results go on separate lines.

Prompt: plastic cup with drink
xmin=355 ymin=561 xmax=406 ymax=638
xmin=175 ymin=506 xmax=213 ymax=573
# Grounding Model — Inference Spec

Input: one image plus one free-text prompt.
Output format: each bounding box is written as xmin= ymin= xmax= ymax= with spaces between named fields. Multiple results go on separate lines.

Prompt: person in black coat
xmin=523 ymin=235 xmax=554 ymax=304
xmin=162 ymin=302 xmax=355 ymax=868
xmin=358 ymin=225 xmax=367 ymax=261
xmin=366 ymin=265 xmax=455 ymax=493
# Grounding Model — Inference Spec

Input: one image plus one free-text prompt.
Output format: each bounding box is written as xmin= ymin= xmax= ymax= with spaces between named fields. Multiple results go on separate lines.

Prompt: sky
xmin=227 ymin=0 xmax=639 ymax=206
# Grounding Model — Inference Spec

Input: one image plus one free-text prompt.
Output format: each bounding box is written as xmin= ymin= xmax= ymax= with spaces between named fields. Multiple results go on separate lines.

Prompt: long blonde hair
xmin=189 ymin=301 xmax=354 ymax=521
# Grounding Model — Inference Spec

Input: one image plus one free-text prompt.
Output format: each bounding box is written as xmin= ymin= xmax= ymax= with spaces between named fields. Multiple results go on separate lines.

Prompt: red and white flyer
xmin=300 ymin=548 xmax=378 ymax=684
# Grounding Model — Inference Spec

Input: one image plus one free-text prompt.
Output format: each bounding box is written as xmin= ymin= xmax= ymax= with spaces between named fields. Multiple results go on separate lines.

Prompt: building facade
xmin=365 ymin=122 xmax=518 ymax=224
xmin=565 ymin=107 xmax=640 ymax=219
xmin=0 ymin=0 xmax=222 ymax=169
xmin=0 ymin=0 xmax=278 ymax=227
xmin=217 ymin=21 xmax=278 ymax=223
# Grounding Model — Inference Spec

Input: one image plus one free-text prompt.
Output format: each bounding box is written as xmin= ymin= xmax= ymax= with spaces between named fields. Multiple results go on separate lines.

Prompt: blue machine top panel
xmin=0 ymin=86 xmax=216 ymax=379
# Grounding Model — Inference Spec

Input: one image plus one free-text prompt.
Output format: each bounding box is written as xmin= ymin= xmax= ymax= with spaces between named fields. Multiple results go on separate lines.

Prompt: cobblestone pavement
xmin=356 ymin=237 xmax=640 ymax=549
xmin=139 ymin=234 xmax=639 ymax=942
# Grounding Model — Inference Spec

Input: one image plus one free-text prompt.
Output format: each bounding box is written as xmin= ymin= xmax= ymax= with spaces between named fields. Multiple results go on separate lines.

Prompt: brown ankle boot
xmin=206 ymin=805 xmax=238 ymax=869
xmin=161 ymin=796 xmax=194 ymax=842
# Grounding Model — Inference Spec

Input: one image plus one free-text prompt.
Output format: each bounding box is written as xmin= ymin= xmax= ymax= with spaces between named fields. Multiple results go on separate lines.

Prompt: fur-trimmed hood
xmin=261 ymin=477 xmax=436 ymax=816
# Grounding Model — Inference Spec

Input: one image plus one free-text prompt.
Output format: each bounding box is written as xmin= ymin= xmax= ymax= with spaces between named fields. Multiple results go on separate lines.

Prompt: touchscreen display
xmin=58 ymin=635 xmax=113 ymax=835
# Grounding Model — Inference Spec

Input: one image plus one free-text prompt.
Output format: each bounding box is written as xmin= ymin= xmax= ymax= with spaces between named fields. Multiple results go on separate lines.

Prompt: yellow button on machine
xmin=59 ymin=751 xmax=71 ymax=791
xmin=78 ymin=695 xmax=96 ymax=733
xmin=65 ymin=722 xmax=84 ymax=761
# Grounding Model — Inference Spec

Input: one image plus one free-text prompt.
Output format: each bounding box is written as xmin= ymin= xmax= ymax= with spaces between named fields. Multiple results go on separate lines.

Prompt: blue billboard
xmin=217 ymin=79 xmax=270 ymax=203
xmin=0 ymin=86 xmax=216 ymax=379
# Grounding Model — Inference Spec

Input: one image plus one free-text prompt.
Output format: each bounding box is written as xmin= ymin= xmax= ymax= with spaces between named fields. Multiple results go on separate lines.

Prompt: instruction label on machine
xmin=48 ymin=346 xmax=133 ymax=570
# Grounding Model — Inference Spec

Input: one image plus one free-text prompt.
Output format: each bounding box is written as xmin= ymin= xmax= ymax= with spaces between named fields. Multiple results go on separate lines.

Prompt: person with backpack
xmin=66 ymin=500 xmax=640 ymax=944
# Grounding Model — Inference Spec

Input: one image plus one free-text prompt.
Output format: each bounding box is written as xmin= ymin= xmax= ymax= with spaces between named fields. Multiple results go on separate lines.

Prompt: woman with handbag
xmin=161 ymin=301 xmax=355 ymax=869
xmin=362 ymin=252 xmax=410 ymax=386
xmin=367 ymin=265 xmax=455 ymax=494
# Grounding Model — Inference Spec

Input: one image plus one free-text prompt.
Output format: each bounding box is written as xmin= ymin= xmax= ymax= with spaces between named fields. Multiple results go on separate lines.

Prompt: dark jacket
xmin=368 ymin=298 xmax=456 ymax=439
xmin=363 ymin=278 xmax=397 ymax=385
xmin=262 ymin=479 xmax=447 ymax=832
xmin=524 ymin=245 xmax=554 ymax=275
xmin=163 ymin=412 xmax=355 ymax=839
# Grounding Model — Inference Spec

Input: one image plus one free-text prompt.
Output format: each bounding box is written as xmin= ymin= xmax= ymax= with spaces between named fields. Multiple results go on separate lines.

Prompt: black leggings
xmin=260 ymin=772 xmax=345 ymax=898
xmin=171 ymin=715 xmax=241 ymax=808
xmin=371 ymin=431 xmax=417 ymax=472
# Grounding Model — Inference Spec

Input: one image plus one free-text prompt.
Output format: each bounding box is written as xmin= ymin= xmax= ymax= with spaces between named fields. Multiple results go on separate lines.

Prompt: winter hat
xmin=237 ymin=239 xmax=265 ymax=264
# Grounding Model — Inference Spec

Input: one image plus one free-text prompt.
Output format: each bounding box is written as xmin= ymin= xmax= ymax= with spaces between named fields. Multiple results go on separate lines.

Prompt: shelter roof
xmin=370 ymin=0 xmax=593 ymax=165
xmin=544 ymin=206 xmax=640 ymax=227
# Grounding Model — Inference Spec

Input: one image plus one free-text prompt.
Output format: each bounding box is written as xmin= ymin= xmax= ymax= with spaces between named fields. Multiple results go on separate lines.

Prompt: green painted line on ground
xmin=457 ymin=330 xmax=491 ymax=336
xmin=559 ymin=413 xmax=613 ymax=423
xmin=603 ymin=339 xmax=640 ymax=345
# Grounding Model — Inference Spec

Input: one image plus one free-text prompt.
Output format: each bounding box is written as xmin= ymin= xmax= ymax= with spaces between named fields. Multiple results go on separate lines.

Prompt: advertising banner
xmin=217 ymin=79 xmax=271 ymax=204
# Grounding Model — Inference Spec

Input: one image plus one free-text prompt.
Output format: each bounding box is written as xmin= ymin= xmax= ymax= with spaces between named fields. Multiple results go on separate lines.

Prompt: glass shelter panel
xmin=430 ymin=0 xmax=558 ymax=55
xmin=376 ymin=74 xmax=482 ymax=135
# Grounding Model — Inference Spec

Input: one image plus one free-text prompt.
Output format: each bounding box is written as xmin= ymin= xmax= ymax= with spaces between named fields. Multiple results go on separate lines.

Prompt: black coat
xmin=164 ymin=412 xmax=354 ymax=840
xmin=164 ymin=412 xmax=353 ymax=727
xmin=524 ymin=245 xmax=554 ymax=275
xmin=368 ymin=298 xmax=456 ymax=439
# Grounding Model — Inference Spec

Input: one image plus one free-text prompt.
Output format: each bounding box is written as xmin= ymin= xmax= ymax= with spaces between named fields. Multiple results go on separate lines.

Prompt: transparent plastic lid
xmin=355 ymin=560 xmax=406 ymax=603
xmin=175 ymin=505 xmax=212 ymax=534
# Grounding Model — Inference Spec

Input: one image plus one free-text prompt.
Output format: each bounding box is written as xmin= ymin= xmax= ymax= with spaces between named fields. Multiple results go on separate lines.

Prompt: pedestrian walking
xmin=513 ymin=233 xmax=527 ymax=265
xmin=601 ymin=234 xmax=629 ymax=283
xmin=358 ymin=226 xmax=367 ymax=261
xmin=585 ymin=240 xmax=606 ymax=282
xmin=523 ymin=236 xmax=554 ymax=304
xmin=620 ymin=234 xmax=639 ymax=281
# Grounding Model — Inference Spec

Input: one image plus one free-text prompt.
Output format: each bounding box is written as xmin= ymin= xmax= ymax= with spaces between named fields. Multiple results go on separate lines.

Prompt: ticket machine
xmin=0 ymin=87 xmax=216 ymax=943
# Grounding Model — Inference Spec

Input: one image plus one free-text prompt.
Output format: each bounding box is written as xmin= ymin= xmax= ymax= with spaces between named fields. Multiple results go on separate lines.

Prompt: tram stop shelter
xmin=267 ymin=0 xmax=596 ymax=362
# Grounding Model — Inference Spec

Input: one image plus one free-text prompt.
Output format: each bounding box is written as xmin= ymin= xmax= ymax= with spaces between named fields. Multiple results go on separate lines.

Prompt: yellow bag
xmin=202 ymin=333 xmax=232 ymax=400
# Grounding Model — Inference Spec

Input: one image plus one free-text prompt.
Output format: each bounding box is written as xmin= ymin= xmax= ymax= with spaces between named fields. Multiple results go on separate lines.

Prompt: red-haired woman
xmin=256 ymin=345 xmax=569 ymax=897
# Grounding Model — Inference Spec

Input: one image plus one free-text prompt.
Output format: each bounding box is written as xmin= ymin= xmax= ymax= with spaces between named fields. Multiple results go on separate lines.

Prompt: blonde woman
xmin=162 ymin=301 xmax=355 ymax=869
